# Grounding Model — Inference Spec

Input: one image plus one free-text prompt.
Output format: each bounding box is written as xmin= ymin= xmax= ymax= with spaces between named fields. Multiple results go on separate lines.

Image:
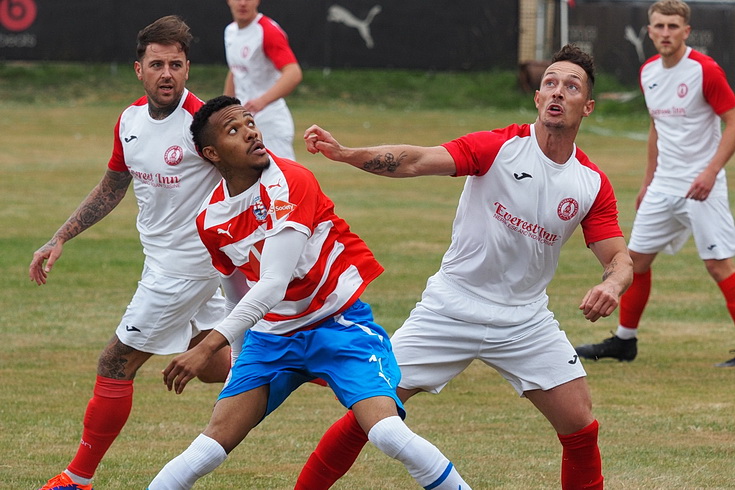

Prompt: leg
xmin=352 ymin=396 xmax=471 ymax=490
xmin=294 ymin=387 xmax=422 ymax=490
xmin=148 ymin=386 xmax=268 ymax=490
xmin=576 ymin=250 xmax=656 ymax=361
xmin=525 ymin=378 xmax=602 ymax=490
xmin=41 ymin=336 xmax=151 ymax=489
xmin=706 ymin=258 xmax=735 ymax=366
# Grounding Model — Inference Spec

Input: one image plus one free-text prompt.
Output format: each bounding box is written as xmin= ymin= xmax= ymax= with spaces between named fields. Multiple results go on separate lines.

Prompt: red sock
xmin=558 ymin=420 xmax=603 ymax=490
xmin=717 ymin=272 xmax=735 ymax=324
xmin=67 ymin=376 xmax=134 ymax=479
xmin=619 ymin=270 xmax=652 ymax=329
xmin=295 ymin=410 xmax=368 ymax=490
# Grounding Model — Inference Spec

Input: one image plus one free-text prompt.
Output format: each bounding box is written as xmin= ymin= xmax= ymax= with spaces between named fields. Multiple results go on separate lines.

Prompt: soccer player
xmin=575 ymin=0 xmax=735 ymax=366
xmin=146 ymin=95 xmax=470 ymax=489
xmin=223 ymin=0 xmax=302 ymax=160
xmin=297 ymin=44 xmax=632 ymax=490
xmin=30 ymin=16 xmax=230 ymax=490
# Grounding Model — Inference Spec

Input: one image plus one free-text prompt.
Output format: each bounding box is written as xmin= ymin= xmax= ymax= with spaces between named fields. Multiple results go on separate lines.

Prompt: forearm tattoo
xmin=362 ymin=151 xmax=407 ymax=174
xmin=56 ymin=171 xmax=131 ymax=242
xmin=602 ymin=257 xmax=617 ymax=282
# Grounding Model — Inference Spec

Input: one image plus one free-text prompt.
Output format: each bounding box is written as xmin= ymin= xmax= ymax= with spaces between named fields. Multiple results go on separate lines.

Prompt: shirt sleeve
xmin=215 ymin=227 xmax=308 ymax=345
xmin=580 ymin=170 xmax=623 ymax=246
xmin=442 ymin=124 xmax=529 ymax=177
xmin=107 ymin=116 xmax=127 ymax=171
xmin=702 ymin=58 xmax=735 ymax=116
xmin=260 ymin=16 xmax=298 ymax=70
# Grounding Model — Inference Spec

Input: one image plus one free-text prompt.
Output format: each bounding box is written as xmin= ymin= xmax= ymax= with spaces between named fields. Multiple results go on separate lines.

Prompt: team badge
xmin=164 ymin=145 xmax=183 ymax=166
xmin=252 ymin=196 xmax=268 ymax=221
xmin=677 ymin=83 xmax=688 ymax=98
xmin=557 ymin=197 xmax=579 ymax=221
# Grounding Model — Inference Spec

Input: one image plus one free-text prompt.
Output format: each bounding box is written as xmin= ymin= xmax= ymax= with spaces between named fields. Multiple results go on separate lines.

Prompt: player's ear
xmin=202 ymin=145 xmax=219 ymax=163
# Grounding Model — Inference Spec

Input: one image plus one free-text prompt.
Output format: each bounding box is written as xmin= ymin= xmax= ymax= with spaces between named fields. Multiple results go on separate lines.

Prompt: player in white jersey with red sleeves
xmin=576 ymin=0 xmax=735 ymax=367
xmin=30 ymin=16 xmax=230 ymax=490
xmin=223 ymin=0 xmax=302 ymax=160
xmin=297 ymin=44 xmax=632 ymax=490
xmin=146 ymin=95 xmax=470 ymax=490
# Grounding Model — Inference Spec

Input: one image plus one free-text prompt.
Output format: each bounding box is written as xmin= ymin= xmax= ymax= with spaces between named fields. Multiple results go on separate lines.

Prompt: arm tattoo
xmin=602 ymin=257 xmax=617 ymax=282
xmin=56 ymin=170 xmax=131 ymax=242
xmin=361 ymin=151 xmax=406 ymax=174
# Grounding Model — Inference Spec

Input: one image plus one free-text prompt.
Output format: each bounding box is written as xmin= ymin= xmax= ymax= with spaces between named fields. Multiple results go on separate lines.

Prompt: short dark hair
xmin=136 ymin=15 xmax=193 ymax=61
xmin=551 ymin=43 xmax=595 ymax=97
xmin=191 ymin=95 xmax=242 ymax=160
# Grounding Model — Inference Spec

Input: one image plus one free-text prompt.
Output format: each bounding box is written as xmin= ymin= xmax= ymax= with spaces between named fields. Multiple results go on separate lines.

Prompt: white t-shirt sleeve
xmin=214 ymin=227 xmax=307 ymax=345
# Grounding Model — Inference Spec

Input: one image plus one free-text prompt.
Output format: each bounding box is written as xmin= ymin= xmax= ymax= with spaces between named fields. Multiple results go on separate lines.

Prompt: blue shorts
xmin=218 ymin=300 xmax=404 ymax=419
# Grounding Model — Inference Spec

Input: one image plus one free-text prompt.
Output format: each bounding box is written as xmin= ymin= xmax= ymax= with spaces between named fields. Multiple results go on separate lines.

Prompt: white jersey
xmin=108 ymin=89 xmax=221 ymax=280
xmin=640 ymin=47 xmax=735 ymax=197
xmin=224 ymin=14 xmax=298 ymax=158
xmin=439 ymin=123 xmax=622 ymax=310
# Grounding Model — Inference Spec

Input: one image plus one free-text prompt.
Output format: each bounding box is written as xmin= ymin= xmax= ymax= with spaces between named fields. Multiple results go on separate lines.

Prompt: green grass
xmin=2 ymin=63 xmax=734 ymax=489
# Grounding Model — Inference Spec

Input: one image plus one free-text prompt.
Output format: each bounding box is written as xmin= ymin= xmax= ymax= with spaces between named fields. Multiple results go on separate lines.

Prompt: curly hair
xmin=190 ymin=95 xmax=242 ymax=160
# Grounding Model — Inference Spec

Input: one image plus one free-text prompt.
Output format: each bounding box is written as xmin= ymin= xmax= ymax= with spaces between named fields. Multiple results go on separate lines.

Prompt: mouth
xmin=547 ymin=103 xmax=564 ymax=115
xmin=250 ymin=140 xmax=267 ymax=155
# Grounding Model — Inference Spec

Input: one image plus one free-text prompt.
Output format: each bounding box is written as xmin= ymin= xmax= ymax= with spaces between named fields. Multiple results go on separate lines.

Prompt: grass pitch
xmin=1 ymin=64 xmax=734 ymax=489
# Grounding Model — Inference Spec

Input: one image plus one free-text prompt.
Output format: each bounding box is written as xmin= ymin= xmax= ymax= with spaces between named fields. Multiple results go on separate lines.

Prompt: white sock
xmin=63 ymin=470 xmax=91 ymax=486
xmin=616 ymin=325 xmax=637 ymax=339
xmin=148 ymin=433 xmax=227 ymax=490
xmin=368 ymin=416 xmax=471 ymax=489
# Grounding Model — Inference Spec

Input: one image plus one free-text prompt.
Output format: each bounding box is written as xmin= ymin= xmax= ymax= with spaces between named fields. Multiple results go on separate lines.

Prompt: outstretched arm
xmin=29 ymin=169 xmax=131 ymax=285
xmin=303 ymin=124 xmax=456 ymax=177
xmin=579 ymin=237 xmax=633 ymax=322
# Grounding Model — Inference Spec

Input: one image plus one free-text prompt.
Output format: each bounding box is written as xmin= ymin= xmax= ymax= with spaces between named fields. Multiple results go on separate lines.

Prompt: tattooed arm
xmin=29 ymin=169 xmax=132 ymax=285
xmin=303 ymin=124 xmax=456 ymax=177
xmin=579 ymin=237 xmax=633 ymax=322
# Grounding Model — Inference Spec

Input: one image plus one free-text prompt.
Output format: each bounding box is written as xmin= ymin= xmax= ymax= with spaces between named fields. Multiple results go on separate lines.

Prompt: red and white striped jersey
xmin=197 ymin=152 xmax=383 ymax=335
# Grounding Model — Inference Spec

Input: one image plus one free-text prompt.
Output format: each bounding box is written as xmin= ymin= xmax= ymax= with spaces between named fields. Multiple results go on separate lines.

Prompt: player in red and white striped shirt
xmin=147 ymin=96 xmax=470 ymax=490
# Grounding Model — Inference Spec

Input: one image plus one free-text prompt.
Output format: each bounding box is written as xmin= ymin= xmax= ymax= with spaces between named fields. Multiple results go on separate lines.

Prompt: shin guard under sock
xmin=558 ymin=419 xmax=603 ymax=490
xmin=67 ymin=375 xmax=133 ymax=479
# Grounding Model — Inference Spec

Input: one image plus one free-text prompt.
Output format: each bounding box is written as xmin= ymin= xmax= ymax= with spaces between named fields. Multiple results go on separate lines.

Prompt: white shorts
xmin=391 ymin=275 xmax=586 ymax=397
xmin=115 ymin=265 xmax=226 ymax=355
xmin=628 ymin=190 xmax=735 ymax=260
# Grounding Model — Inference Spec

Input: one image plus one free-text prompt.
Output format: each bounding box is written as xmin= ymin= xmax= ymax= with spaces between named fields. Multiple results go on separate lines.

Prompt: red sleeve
xmin=577 ymin=151 xmax=624 ymax=246
xmin=259 ymin=16 xmax=298 ymax=69
xmin=442 ymin=124 xmax=531 ymax=177
xmin=107 ymin=115 xmax=127 ymax=172
xmin=697 ymin=54 xmax=735 ymax=115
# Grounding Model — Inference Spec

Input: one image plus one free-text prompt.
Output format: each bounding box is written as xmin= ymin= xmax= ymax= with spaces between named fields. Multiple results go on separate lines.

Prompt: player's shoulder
xmin=181 ymin=90 xmax=205 ymax=117
xmin=258 ymin=14 xmax=288 ymax=36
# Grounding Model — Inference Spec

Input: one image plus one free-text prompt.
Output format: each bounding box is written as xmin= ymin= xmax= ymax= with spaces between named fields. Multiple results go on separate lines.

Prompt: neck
xmin=661 ymin=44 xmax=687 ymax=68
xmin=148 ymin=99 xmax=179 ymax=120
xmin=533 ymin=120 xmax=576 ymax=165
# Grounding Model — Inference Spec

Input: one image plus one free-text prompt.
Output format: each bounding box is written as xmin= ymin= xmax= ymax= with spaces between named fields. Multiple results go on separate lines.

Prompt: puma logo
xmin=327 ymin=5 xmax=382 ymax=49
xmin=217 ymin=224 xmax=234 ymax=239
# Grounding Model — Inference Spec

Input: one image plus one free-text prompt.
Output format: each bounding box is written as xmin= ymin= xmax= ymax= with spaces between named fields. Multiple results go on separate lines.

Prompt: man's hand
xmin=29 ymin=239 xmax=64 ymax=285
xmin=303 ymin=125 xmax=343 ymax=160
xmin=578 ymin=283 xmax=620 ymax=323
xmin=163 ymin=332 xmax=227 ymax=394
